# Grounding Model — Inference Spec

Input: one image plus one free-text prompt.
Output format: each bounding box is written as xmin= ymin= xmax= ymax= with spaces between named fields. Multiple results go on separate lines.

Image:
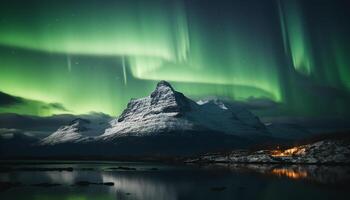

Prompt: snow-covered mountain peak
xmin=102 ymin=81 xmax=198 ymax=138
xmin=66 ymin=118 xmax=90 ymax=131
xmin=150 ymin=80 xmax=194 ymax=113
xmin=40 ymin=117 xmax=109 ymax=145
xmin=117 ymin=81 xmax=196 ymax=124
xmin=152 ymin=80 xmax=175 ymax=92
xmin=197 ymin=99 xmax=228 ymax=110
xmin=196 ymin=98 xmax=265 ymax=130
xmin=69 ymin=118 xmax=90 ymax=125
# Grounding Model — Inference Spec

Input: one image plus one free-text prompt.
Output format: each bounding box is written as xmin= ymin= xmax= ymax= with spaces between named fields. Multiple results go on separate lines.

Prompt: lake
xmin=0 ymin=161 xmax=349 ymax=200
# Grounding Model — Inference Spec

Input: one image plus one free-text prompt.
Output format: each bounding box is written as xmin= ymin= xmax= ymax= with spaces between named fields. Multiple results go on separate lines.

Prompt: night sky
xmin=0 ymin=0 xmax=349 ymax=117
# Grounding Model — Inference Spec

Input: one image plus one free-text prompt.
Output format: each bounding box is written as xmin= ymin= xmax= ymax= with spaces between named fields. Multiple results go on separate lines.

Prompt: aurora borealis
xmin=0 ymin=0 xmax=349 ymax=117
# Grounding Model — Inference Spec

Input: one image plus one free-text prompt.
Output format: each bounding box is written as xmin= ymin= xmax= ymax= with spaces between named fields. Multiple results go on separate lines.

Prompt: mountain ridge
xmin=99 ymin=80 xmax=267 ymax=140
xmin=2 ymin=81 xmax=310 ymax=156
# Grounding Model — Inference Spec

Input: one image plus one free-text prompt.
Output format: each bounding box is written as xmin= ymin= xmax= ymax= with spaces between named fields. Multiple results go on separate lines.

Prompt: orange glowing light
xmin=271 ymin=168 xmax=308 ymax=179
xmin=270 ymin=146 xmax=306 ymax=157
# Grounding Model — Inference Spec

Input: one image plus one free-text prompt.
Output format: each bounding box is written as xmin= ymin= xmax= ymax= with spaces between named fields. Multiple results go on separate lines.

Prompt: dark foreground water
xmin=0 ymin=161 xmax=349 ymax=200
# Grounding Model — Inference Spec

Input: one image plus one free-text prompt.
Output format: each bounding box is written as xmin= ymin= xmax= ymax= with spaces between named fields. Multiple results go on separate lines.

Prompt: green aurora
xmin=0 ymin=0 xmax=349 ymax=117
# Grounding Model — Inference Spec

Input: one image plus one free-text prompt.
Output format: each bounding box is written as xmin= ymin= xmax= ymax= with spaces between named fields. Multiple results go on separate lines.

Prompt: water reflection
xmin=271 ymin=168 xmax=308 ymax=179
xmin=212 ymin=164 xmax=350 ymax=184
xmin=0 ymin=162 xmax=349 ymax=200
xmin=102 ymin=172 xmax=178 ymax=200
xmin=45 ymin=171 xmax=79 ymax=184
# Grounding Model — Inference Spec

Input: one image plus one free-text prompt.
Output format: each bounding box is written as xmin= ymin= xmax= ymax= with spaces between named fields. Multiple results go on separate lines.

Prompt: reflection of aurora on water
xmin=102 ymin=172 xmax=178 ymax=200
xmin=0 ymin=0 xmax=349 ymax=118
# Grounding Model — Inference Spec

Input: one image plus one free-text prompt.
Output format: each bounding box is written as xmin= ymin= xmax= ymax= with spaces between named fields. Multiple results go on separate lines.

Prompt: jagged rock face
xmin=149 ymin=81 xmax=193 ymax=113
xmin=101 ymin=81 xmax=267 ymax=140
xmin=117 ymin=81 xmax=195 ymax=123
xmin=102 ymin=81 xmax=199 ymax=138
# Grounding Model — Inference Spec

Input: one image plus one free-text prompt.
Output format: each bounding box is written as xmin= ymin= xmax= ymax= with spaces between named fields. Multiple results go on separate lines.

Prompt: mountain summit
xmin=117 ymin=80 xmax=196 ymax=124
xmin=149 ymin=80 xmax=194 ymax=113
xmin=101 ymin=81 xmax=199 ymax=138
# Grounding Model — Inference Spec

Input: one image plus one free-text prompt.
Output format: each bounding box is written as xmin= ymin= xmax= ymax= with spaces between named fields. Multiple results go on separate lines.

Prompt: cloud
xmin=0 ymin=112 xmax=112 ymax=138
xmin=42 ymin=102 xmax=70 ymax=112
xmin=294 ymin=72 xmax=350 ymax=101
xmin=0 ymin=128 xmax=20 ymax=138
xmin=235 ymin=97 xmax=279 ymax=110
xmin=260 ymin=116 xmax=350 ymax=133
xmin=0 ymin=91 xmax=23 ymax=106
xmin=0 ymin=91 xmax=69 ymax=115
xmin=0 ymin=128 xmax=22 ymax=135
